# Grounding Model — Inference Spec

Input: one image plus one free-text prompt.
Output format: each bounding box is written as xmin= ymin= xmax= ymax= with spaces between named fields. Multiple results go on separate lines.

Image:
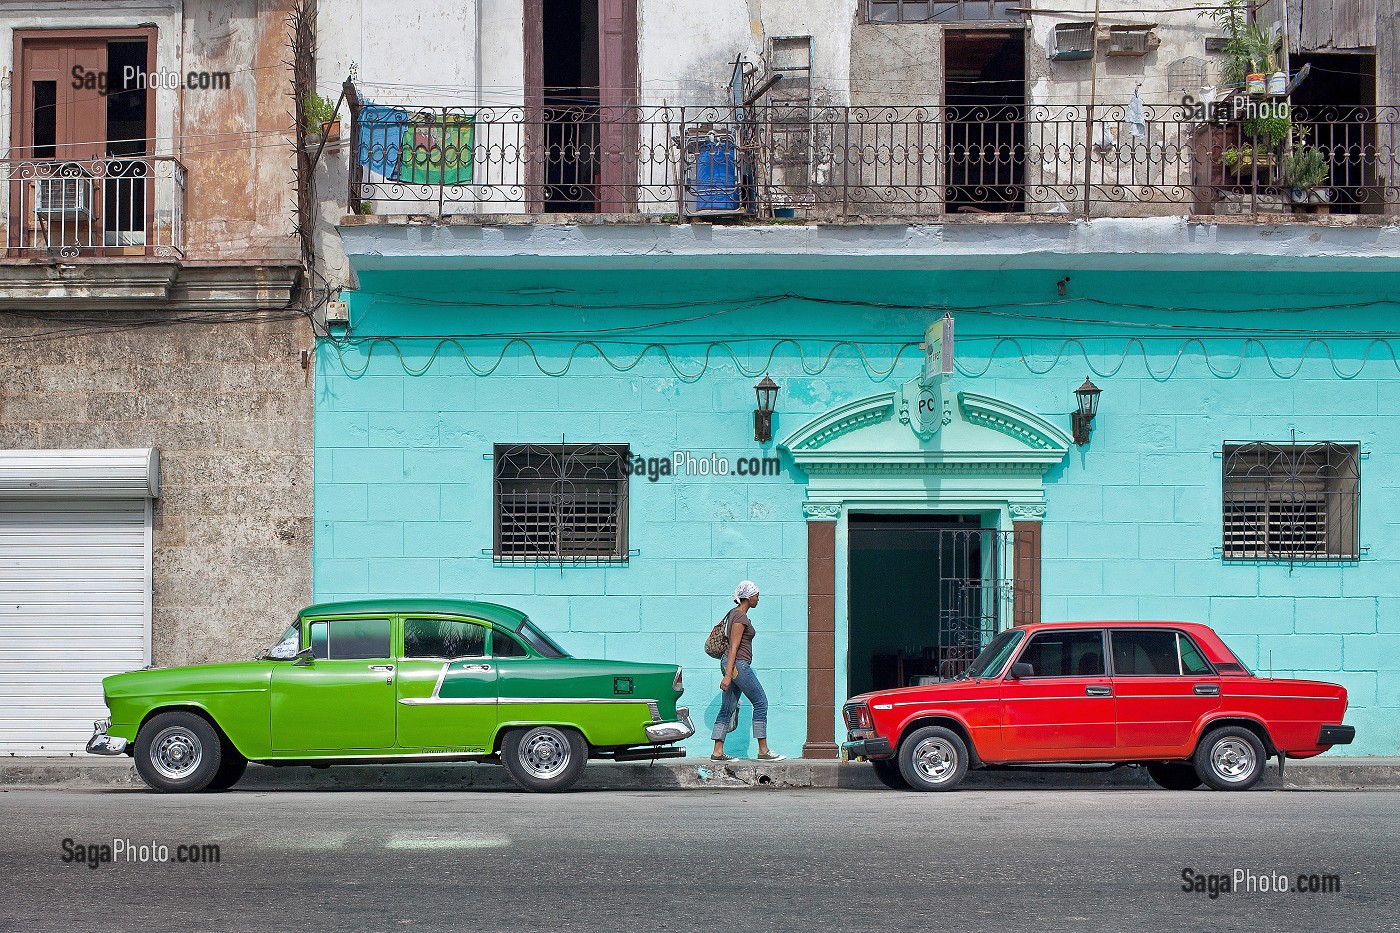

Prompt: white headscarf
xmin=732 ymin=580 xmax=760 ymax=604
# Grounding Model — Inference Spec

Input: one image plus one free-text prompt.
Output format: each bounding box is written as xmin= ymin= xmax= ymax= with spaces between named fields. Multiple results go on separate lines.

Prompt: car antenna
xmin=1268 ymin=650 xmax=1273 ymax=680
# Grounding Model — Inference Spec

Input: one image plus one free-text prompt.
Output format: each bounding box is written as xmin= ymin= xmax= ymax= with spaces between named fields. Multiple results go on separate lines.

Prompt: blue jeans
xmin=712 ymin=659 xmax=768 ymax=741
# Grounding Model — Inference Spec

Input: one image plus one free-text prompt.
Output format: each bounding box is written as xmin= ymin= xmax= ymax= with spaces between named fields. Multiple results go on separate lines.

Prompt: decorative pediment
xmin=781 ymin=393 xmax=897 ymax=452
xmin=778 ymin=383 xmax=1071 ymax=520
xmin=957 ymin=392 xmax=1073 ymax=452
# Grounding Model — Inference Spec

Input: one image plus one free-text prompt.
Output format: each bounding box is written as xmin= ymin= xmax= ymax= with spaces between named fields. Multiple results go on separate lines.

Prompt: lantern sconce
xmin=754 ymin=375 xmax=780 ymax=443
xmin=1071 ymin=377 xmax=1102 ymax=446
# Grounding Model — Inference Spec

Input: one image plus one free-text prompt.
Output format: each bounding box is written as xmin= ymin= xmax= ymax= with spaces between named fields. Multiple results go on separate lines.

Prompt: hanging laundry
xmin=1125 ymin=88 xmax=1147 ymax=141
xmin=398 ymin=112 xmax=475 ymax=186
xmin=356 ymin=102 xmax=410 ymax=180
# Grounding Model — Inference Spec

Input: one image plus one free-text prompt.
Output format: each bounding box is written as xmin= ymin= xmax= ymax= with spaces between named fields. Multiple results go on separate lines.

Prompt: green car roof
xmin=299 ymin=598 xmax=528 ymax=630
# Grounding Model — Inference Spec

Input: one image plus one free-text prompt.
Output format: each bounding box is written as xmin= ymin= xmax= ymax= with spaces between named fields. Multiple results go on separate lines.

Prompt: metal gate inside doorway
xmin=934 ymin=528 xmax=1033 ymax=679
xmin=847 ymin=518 xmax=1035 ymax=695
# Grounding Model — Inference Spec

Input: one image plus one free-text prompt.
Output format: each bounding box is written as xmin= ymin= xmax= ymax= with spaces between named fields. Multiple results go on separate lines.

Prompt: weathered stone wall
xmin=0 ymin=312 xmax=314 ymax=665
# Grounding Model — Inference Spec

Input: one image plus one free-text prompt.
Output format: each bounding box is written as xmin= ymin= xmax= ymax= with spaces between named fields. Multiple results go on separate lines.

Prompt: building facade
xmin=0 ymin=1 xmax=311 ymax=753
xmin=308 ymin=0 xmax=1400 ymax=759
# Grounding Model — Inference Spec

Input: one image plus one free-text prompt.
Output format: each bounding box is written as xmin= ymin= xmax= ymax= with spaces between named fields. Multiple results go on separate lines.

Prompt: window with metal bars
xmin=1221 ymin=442 xmax=1359 ymax=561
xmin=493 ymin=443 xmax=629 ymax=564
xmin=866 ymin=0 xmax=1020 ymax=22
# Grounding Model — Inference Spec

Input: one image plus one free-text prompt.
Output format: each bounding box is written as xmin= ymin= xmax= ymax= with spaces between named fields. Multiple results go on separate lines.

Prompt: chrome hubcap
xmin=911 ymin=737 xmax=958 ymax=783
xmin=150 ymin=726 xmax=203 ymax=780
xmin=1210 ymin=738 xmax=1256 ymax=781
xmin=519 ymin=729 xmax=570 ymax=779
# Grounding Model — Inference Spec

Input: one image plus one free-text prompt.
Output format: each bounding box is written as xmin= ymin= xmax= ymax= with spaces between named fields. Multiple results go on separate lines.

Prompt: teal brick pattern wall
xmin=315 ymin=268 xmax=1400 ymax=757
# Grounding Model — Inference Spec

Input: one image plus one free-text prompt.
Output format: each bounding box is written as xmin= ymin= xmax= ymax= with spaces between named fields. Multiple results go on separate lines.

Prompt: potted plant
xmin=303 ymin=92 xmax=340 ymax=152
xmin=1201 ymin=0 xmax=1251 ymax=89
xmin=1282 ymin=145 xmax=1330 ymax=212
xmin=1242 ymin=23 xmax=1278 ymax=95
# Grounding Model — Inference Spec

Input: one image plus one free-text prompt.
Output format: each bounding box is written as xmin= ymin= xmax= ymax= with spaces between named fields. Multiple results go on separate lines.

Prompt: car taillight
xmin=673 ymin=668 xmax=683 ymax=693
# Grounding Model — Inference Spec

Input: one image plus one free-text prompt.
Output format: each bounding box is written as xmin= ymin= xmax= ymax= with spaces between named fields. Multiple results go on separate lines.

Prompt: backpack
xmin=703 ymin=610 xmax=734 ymax=659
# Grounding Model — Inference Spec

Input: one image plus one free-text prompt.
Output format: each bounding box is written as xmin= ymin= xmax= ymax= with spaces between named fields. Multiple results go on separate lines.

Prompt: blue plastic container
xmin=692 ymin=138 xmax=740 ymax=211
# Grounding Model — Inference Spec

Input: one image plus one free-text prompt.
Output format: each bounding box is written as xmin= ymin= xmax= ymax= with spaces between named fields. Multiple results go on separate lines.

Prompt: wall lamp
xmin=754 ymin=375 xmax=780 ymax=443
xmin=1071 ymin=377 xmax=1101 ymax=446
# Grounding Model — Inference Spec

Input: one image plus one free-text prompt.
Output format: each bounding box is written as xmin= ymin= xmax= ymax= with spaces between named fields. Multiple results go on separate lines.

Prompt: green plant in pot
xmin=1283 ymin=145 xmax=1330 ymax=204
xmin=1242 ymin=112 xmax=1290 ymax=150
xmin=304 ymin=92 xmax=339 ymax=138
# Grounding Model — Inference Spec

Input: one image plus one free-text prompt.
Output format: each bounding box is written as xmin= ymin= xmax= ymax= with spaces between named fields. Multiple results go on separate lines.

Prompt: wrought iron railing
xmin=3 ymin=156 xmax=186 ymax=258
xmin=346 ymin=97 xmax=1400 ymax=220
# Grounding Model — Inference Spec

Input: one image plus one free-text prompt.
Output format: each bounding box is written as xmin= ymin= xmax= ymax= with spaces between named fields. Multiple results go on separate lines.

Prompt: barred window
xmin=1222 ymin=442 xmax=1359 ymax=561
xmin=866 ymin=0 xmax=1020 ymax=22
xmin=493 ymin=444 xmax=629 ymax=564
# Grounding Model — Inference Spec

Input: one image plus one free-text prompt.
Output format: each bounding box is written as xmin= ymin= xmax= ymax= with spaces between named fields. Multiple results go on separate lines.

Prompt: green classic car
xmin=86 ymin=599 xmax=692 ymax=793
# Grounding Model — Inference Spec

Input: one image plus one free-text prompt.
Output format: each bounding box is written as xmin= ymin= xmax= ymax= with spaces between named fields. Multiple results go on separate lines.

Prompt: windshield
xmin=261 ymin=622 xmax=301 ymax=660
xmin=961 ymin=629 xmax=1025 ymax=680
xmin=516 ymin=618 xmax=570 ymax=659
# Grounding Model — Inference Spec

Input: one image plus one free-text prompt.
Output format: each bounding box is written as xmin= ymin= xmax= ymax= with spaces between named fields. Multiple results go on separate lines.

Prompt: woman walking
xmin=711 ymin=580 xmax=786 ymax=762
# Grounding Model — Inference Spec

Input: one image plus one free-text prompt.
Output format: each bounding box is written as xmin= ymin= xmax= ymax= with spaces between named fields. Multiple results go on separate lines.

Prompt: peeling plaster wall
xmin=181 ymin=0 xmax=298 ymax=262
xmin=0 ymin=0 xmax=297 ymax=263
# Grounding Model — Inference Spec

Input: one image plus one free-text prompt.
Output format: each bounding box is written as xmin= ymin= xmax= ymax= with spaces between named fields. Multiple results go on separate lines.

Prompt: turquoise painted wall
xmin=315 ymin=267 xmax=1400 ymax=757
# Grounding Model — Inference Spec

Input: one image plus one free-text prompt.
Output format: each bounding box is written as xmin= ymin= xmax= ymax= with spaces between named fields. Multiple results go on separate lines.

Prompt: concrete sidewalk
xmin=3 ymin=754 xmax=1398 ymax=792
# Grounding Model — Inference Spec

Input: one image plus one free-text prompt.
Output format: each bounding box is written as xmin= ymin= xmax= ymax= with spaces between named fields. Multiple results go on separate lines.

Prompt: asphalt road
xmin=2 ymin=786 xmax=1397 ymax=933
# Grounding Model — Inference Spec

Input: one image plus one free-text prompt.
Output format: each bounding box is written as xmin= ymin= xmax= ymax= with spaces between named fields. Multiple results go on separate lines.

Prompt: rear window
xmin=1111 ymin=630 xmax=1180 ymax=676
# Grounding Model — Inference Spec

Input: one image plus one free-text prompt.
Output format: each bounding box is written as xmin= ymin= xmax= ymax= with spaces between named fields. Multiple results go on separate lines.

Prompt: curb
xmin=3 ymin=756 xmax=1397 ymax=792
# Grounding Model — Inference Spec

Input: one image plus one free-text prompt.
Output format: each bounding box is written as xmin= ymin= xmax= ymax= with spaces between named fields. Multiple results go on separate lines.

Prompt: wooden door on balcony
xmin=9 ymin=30 xmax=155 ymax=256
xmin=524 ymin=0 xmax=637 ymax=213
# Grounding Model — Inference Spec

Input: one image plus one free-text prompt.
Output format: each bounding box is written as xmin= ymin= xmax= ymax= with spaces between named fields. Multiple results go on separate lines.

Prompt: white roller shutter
xmin=0 ymin=450 xmax=156 ymax=754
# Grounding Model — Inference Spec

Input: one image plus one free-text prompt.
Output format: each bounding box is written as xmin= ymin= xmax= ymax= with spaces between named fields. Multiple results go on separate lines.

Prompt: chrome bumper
xmin=86 ymin=719 xmax=128 ymax=756
xmin=645 ymin=707 xmax=694 ymax=743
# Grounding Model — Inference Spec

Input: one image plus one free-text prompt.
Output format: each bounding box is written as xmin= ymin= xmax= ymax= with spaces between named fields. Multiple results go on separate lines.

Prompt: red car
xmin=842 ymin=620 xmax=1354 ymax=792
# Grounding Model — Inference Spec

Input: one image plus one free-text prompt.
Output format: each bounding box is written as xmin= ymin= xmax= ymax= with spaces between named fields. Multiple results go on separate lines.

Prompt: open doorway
xmin=848 ymin=514 xmax=1008 ymax=697
xmin=1291 ymin=52 xmax=1378 ymax=214
xmin=525 ymin=0 xmax=636 ymax=212
xmin=943 ymin=29 xmax=1025 ymax=212
xmin=541 ymin=0 xmax=599 ymax=212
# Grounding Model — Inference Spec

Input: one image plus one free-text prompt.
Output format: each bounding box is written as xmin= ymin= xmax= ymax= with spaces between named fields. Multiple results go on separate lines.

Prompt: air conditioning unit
xmin=32 ymin=165 xmax=94 ymax=215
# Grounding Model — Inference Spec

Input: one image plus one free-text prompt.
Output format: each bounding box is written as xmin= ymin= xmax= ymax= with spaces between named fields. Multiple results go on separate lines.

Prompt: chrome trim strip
xmin=399 ymin=697 xmax=494 ymax=706
xmin=891 ymin=698 xmax=999 ymax=707
xmin=1227 ymin=694 xmax=1343 ymax=701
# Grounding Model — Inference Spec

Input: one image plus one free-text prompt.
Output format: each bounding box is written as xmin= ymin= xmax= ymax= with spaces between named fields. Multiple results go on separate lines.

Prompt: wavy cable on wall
xmin=321 ymin=333 xmax=1400 ymax=384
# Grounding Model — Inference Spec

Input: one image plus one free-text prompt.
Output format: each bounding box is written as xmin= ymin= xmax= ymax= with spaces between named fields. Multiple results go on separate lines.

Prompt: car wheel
xmin=500 ymin=725 xmax=588 ymax=793
xmin=1194 ymin=726 xmax=1267 ymax=791
xmin=205 ymin=744 xmax=248 ymax=792
xmin=897 ymin=725 xmax=969 ymax=792
xmin=871 ymin=759 xmax=910 ymax=790
xmin=132 ymin=711 xmax=222 ymax=793
xmin=1146 ymin=762 xmax=1203 ymax=790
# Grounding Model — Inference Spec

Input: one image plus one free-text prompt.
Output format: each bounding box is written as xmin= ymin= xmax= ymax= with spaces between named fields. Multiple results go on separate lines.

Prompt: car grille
xmin=842 ymin=705 xmax=862 ymax=729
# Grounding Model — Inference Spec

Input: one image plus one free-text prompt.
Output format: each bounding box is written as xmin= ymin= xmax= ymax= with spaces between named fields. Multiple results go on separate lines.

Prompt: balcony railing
xmin=347 ymin=99 xmax=1400 ymax=221
xmin=3 ymin=156 xmax=186 ymax=258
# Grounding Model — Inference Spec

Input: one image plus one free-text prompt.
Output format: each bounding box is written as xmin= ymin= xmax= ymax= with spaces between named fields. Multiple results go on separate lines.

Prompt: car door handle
xmin=1085 ymin=685 xmax=1112 ymax=697
xmin=369 ymin=664 xmax=395 ymax=672
xmin=1193 ymin=683 xmax=1220 ymax=696
xmin=461 ymin=663 xmax=492 ymax=673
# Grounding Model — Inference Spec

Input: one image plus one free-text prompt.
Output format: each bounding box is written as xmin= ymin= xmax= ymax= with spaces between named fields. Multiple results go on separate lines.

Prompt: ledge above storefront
xmin=336 ymin=214 xmax=1400 ymax=275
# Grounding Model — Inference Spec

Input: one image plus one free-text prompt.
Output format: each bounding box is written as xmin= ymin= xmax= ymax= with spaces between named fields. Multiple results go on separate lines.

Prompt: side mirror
xmin=292 ymin=647 xmax=316 ymax=667
xmin=1008 ymin=662 xmax=1034 ymax=680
